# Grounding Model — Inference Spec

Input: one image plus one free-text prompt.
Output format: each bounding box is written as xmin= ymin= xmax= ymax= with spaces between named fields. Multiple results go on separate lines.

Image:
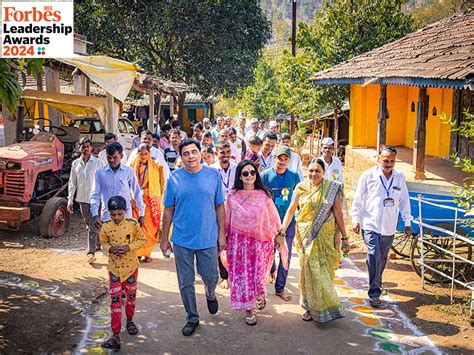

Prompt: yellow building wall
xmin=349 ymin=84 xmax=453 ymax=158
xmin=182 ymin=109 xmax=190 ymax=132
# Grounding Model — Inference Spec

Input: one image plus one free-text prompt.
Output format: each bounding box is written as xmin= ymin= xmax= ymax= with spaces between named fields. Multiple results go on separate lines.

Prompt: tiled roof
xmin=310 ymin=11 xmax=474 ymax=89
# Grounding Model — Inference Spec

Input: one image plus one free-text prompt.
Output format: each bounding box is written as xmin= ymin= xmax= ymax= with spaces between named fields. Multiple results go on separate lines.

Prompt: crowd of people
xmin=66 ymin=115 xmax=411 ymax=350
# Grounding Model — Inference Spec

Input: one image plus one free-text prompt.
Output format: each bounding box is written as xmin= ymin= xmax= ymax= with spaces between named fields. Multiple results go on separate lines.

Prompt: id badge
xmin=383 ymin=198 xmax=395 ymax=207
xmin=275 ymin=197 xmax=284 ymax=206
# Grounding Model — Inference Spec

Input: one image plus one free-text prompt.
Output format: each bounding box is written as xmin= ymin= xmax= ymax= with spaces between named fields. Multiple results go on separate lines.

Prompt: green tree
xmin=409 ymin=0 xmax=463 ymax=29
xmin=0 ymin=59 xmax=44 ymax=113
xmin=241 ymin=57 xmax=285 ymax=120
xmin=443 ymin=110 xmax=474 ymax=214
xmin=74 ymin=0 xmax=271 ymax=96
xmin=295 ymin=0 xmax=413 ymax=109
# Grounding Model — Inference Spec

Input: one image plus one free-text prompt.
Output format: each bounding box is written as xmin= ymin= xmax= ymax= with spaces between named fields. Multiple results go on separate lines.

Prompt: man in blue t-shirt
xmin=161 ymin=139 xmax=225 ymax=337
xmin=261 ymin=145 xmax=301 ymax=302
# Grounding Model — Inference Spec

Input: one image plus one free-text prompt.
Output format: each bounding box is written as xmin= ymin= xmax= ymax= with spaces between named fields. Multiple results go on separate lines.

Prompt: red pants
xmin=109 ymin=269 xmax=138 ymax=334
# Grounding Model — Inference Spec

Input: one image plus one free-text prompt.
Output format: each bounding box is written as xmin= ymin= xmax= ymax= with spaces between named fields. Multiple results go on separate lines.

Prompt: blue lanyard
xmin=220 ymin=166 xmax=231 ymax=189
xmin=138 ymin=162 xmax=148 ymax=187
xmin=379 ymin=175 xmax=394 ymax=198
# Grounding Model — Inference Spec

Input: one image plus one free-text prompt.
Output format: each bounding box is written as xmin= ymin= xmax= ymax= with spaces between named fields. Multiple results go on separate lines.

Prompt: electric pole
xmin=290 ymin=0 xmax=296 ymax=134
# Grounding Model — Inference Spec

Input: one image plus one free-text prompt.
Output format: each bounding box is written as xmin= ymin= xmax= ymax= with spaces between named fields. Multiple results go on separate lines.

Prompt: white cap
xmin=321 ymin=137 xmax=335 ymax=146
xmin=269 ymin=120 xmax=277 ymax=128
xmin=203 ymin=117 xmax=210 ymax=123
xmin=250 ymin=118 xmax=258 ymax=124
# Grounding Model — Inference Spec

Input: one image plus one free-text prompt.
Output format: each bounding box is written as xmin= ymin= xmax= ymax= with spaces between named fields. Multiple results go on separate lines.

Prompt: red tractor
xmin=0 ymin=108 xmax=79 ymax=237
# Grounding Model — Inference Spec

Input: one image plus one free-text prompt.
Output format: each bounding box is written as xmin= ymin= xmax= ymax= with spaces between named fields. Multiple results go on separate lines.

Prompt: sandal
xmin=126 ymin=320 xmax=139 ymax=335
xmin=256 ymin=298 xmax=266 ymax=310
xmin=245 ymin=315 xmax=257 ymax=326
xmin=101 ymin=335 xmax=121 ymax=350
xmin=302 ymin=311 xmax=312 ymax=322
xmin=275 ymin=292 xmax=292 ymax=301
xmin=144 ymin=256 xmax=153 ymax=263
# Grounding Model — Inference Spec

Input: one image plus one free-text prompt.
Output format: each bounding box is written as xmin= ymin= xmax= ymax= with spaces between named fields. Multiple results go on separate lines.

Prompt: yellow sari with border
xmin=294 ymin=179 xmax=344 ymax=323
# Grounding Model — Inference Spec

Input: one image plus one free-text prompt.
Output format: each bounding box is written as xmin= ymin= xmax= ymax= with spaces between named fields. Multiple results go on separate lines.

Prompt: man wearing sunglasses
xmin=261 ymin=145 xmax=301 ymax=301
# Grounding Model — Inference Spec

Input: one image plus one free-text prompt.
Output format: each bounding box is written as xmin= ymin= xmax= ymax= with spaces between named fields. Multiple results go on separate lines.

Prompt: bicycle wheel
xmin=390 ymin=232 xmax=413 ymax=258
xmin=410 ymin=224 xmax=472 ymax=284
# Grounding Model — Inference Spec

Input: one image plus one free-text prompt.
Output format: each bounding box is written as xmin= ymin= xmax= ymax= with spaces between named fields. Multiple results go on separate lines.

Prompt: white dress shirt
xmin=259 ymin=151 xmax=274 ymax=171
xmin=350 ymin=166 xmax=412 ymax=236
xmin=288 ymin=150 xmax=304 ymax=181
xmin=320 ymin=155 xmax=344 ymax=184
xmin=127 ymin=145 xmax=170 ymax=180
xmin=98 ymin=149 xmax=128 ymax=165
xmin=68 ymin=156 xmax=106 ymax=204
xmin=229 ymin=139 xmax=243 ymax=163
xmin=211 ymin=162 xmax=237 ymax=196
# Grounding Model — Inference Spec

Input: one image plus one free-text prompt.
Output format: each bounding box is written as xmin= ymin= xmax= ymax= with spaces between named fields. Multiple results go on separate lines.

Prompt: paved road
xmin=75 ymin=250 xmax=440 ymax=354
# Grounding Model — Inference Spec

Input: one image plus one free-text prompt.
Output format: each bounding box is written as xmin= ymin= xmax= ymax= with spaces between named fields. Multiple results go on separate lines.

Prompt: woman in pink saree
xmin=223 ymin=160 xmax=283 ymax=326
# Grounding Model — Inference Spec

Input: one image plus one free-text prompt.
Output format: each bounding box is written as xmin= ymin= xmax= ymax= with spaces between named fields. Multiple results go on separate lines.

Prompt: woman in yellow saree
xmin=280 ymin=158 xmax=350 ymax=323
xmin=131 ymin=143 xmax=165 ymax=262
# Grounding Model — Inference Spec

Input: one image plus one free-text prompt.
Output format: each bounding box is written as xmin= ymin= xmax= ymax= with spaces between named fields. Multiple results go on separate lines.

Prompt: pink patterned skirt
xmin=227 ymin=232 xmax=274 ymax=310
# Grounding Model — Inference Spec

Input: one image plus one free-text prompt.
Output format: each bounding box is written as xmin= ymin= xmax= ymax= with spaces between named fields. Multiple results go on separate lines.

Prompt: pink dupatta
xmin=224 ymin=189 xmax=288 ymax=269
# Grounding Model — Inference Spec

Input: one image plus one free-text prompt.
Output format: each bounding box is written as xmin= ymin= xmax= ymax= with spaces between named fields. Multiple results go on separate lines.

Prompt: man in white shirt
xmin=279 ymin=133 xmax=304 ymax=181
xmin=67 ymin=138 xmax=106 ymax=264
xmin=98 ymin=133 xmax=128 ymax=165
xmin=211 ymin=141 xmax=237 ymax=197
xmin=319 ymin=137 xmax=343 ymax=185
xmin=127 ymin=130 xmax=170 ymax=180
xmin=245 ymin=118 xmax=265 ymax=143
xmin=237 ymin=117 xmax=248 ymax=141
xmin=258 ymin=131 xmax=277 ymax=171
xmin=351 ymin=146 xmax=412 ymax=307
xmin=228 ymin=127 xmax=245 ymax=163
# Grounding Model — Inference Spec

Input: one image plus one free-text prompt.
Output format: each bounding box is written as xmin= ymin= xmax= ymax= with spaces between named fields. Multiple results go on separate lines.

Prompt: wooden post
xmin=377 ymin=84 xmax=387 ymax=152
xmin=73 ymin=72 xmax=87 ymax=95
xmin=156 ymin=93 xmax=162 ymax=133
xmin=3 ymin=106 xmax=16 ymax=145
xmin=177 ymin=92 xmax=186 ymax=125
xmin=333 ymin=103 xmax=339 ymax=151
xmin=169 ymin=95 xmax=175 ymax=118
xmin=105 ymin=92 xmax=116 ymax=134
xmin=44 ymin=67 xmax=61 ymax=127
xmin=413 ymin=87 xmax=428 ymax=180
xmin=16 ymin=105 xmax=25 ymax=142
xmin=148 ymin=89 xmax=155 ymax=131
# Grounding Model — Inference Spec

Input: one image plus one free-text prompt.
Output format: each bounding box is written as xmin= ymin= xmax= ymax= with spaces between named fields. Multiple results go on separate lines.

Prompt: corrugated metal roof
xmin=160 ymin=92 xmax=219 ymax=105
xmin=310 ymin=11 xmax=474 ymax=89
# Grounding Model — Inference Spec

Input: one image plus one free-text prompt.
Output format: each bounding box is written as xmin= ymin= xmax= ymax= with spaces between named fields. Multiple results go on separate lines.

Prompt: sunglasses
xmin=241 ymin=170 xmax=257 ymax=177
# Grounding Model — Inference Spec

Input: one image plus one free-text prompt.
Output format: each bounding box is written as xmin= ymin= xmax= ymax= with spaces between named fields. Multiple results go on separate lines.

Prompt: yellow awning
xmin=21 ymin=89 xmax=107 ymax=123
xmin=58 ymin=56 xmax=139 ymax=102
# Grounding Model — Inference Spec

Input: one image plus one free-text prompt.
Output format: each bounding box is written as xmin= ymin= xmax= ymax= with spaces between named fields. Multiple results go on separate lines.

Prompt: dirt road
xmin=0 ymin=165 xmax=472 ymax=353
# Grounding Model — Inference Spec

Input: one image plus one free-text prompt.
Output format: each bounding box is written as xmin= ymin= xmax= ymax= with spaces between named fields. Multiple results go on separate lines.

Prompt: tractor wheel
xmin=40 ymin=197 xmax=70 ymax=238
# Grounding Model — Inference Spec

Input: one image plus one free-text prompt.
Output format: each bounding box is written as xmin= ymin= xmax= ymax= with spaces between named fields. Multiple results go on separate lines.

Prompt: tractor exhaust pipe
xmin=16 ymin=105 xmax=24 ymax=142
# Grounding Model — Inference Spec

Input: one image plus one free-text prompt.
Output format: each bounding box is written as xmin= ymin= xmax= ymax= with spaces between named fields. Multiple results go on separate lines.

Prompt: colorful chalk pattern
xmin=0 ymin=260 xmax=441 ymax=354
xmin=336 ymin=258 xmax=441 ymax=354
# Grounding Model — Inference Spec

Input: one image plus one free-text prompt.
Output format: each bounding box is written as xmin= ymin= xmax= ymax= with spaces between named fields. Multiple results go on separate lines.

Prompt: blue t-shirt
xmin=261 ymin=167 xmax=301 ymax=222
xmin=164 ymin=166 xmax=224 ymax=249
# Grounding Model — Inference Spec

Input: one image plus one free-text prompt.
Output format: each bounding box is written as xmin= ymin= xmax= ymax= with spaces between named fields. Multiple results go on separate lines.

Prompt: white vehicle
xmin=69 ymin=117 xmax=137 ymax=154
